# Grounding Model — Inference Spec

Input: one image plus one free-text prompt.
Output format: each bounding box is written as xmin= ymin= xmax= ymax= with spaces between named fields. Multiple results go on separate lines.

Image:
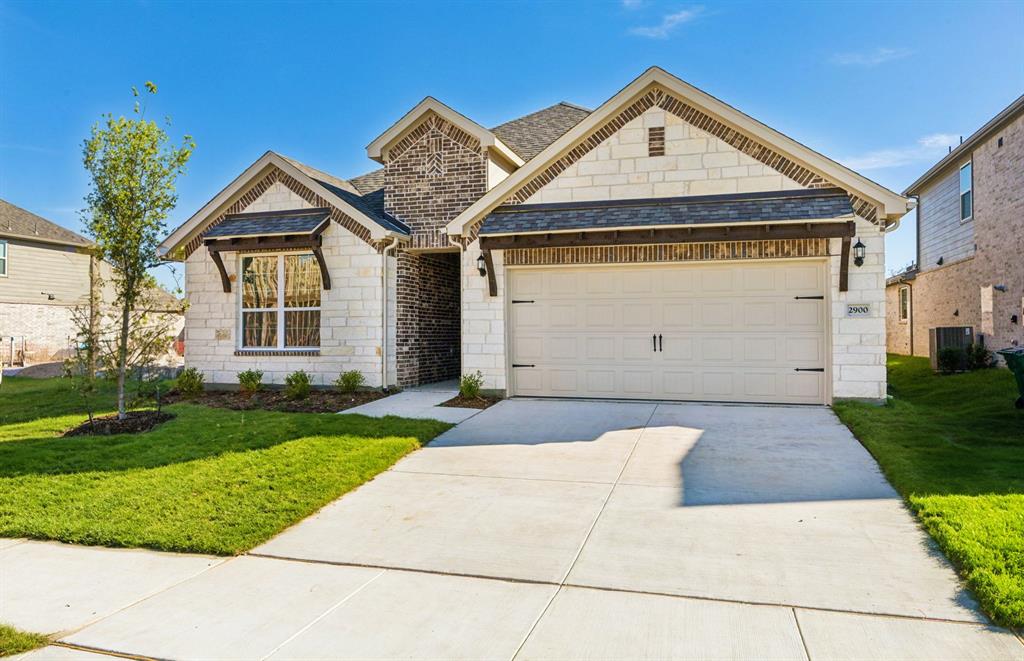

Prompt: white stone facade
xmin=183 ymin=184 xmax=396 ymax=387
xmin=460 ymin=240 xmax=506 ymax=393
xmin=526 ymin=107 xmax=805 ymax=204
xmin=0 ymin=302 xmax=77 ymax=363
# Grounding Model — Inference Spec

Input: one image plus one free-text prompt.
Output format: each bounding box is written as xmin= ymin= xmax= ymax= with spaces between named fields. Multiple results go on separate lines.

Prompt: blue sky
xmin=2 ymin=0 xmax=1022 ymax=290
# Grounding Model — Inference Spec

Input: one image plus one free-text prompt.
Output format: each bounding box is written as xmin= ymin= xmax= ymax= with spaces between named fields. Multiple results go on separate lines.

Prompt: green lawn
xmin=0 ymin=624 xmax=48 ymax=657
xmin=834 ymin=355 xmax=1024 ymax=628
xmin=0 ymin=377 xmax=450 ymax=555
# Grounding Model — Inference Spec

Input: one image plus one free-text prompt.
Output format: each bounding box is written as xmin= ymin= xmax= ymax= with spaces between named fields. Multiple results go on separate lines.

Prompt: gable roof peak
xmin=366 ymin=96 xmax=524 ymax=167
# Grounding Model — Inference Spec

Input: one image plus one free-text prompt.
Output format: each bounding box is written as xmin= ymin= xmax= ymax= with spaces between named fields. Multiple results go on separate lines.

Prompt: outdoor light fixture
xmin=852 ymin=239 xmax=866 ymax=267
xmin=994 ymin=284 xmax=1008 ymax=292
xmin=477 ymin=254 xmax=487 ymax=277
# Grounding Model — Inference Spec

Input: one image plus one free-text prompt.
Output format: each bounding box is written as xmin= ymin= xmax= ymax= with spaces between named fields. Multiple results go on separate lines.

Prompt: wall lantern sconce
xmin=852 ymin=239 xmax=866 ymax=267
xmin=476 ymin=254 xmax=487 ymax=277
xmin=994 ymin=284 xmax=1008 ymax=293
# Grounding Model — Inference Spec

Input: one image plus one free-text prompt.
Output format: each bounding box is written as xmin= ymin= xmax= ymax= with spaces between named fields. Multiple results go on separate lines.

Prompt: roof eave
xmin=479 ymin=214 xmax=857 ymax=237
xmin=902 ymin=94 xmax=1024 ymax=196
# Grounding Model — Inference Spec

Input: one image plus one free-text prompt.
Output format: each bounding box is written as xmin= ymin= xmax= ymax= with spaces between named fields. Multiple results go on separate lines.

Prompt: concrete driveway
xmin=46 ymin=400 xmax=1023 ymax=659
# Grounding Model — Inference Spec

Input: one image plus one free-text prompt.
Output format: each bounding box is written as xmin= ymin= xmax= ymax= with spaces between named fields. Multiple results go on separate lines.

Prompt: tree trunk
xmin=116 ymin=298 xmax=131 ymax=420
xmin=88 ymin=255 xmax=100 ymax=378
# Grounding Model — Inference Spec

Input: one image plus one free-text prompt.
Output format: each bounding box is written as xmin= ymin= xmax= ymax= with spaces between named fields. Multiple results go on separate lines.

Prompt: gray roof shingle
xmin=204 ymin=208 xmax=330 ymax=239
xmin=478 ymin=188 xmax=854 ymax=235
xmin=491 ymin=102 xmax=591 ymax=161
xmin=0 ymin=199 xmax=91 ymax=247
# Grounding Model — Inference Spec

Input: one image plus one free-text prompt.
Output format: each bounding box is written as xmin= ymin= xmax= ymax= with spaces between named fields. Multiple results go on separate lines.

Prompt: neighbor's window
xmin=959 ymin=161 xmax=973 ymax=221
xmin=0 ymin=240 xmax=6 ymax=277
xmin=898 ymin=286 xmax=910 ymax=322
xmin=240 ymin=253 xmax=321 ymax=349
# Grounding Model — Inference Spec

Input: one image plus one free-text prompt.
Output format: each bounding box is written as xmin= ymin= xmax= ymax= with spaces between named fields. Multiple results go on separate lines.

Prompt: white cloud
xmin=628 ymin=7 xmax=702 ymax=39
xmin=841 ymin=133 xmax=959 ymax=171
xmin=831 ymin=47 xmax=912 ymax=67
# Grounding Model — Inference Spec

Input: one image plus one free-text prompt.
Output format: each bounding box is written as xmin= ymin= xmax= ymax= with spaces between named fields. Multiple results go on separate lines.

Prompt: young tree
xmin=82 ymin=82 xmax=194 ymax=419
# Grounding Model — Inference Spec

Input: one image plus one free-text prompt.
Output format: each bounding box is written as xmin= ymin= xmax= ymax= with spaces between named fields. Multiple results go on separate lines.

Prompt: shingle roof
xmin=204 ymin=208 xmax=331 ymax=239
xmin=279 ymin=154 xmax=408 ymax=234
xmin=491 ymin=102 xmax=591 ymax=161
xmin=478 ymin=188 xmax=854 ymax=235
xmin=0 ymin=198 xmax=91 ymax=247
xmin=349 ymin=168 xmax=386 ymax=195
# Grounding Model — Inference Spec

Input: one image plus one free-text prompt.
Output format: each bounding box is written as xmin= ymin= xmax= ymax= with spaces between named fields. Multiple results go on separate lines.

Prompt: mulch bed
xmin=164 ymin=389 xmax=389 ymax=413
xmin=439 ymin=394 xmax=502 ymax=410
xmin=64 ymin=411 xmax=176 ymax=437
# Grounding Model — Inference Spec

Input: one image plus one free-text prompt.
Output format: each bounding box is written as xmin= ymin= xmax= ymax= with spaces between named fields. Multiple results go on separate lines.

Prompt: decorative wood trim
xmin=312 ymin=246 xmax=332 ymax=290
xmin=482 ymin=249 xmax=497 ymax=297
xmin=209 ymin=248 xmax=231 ymax=293
xmin=839 ymin=236 xmax=851 ymax=292
xmin=479 ymin=221 xmax=854 ymax=251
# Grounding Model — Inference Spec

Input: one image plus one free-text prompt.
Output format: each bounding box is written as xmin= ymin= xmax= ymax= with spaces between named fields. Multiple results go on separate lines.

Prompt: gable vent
xmin=648 ymin=126 xmax=665 ymax=157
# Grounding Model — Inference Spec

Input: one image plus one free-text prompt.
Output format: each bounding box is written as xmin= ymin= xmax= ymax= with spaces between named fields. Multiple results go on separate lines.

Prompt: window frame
xmin=0 ymin=239 xmax=7 ymax=277
xmin=959 ymin=160 xmax=973 ymax=223
xmin=237 ymin=251 xmax=322 ymax=351
xmin=898 ymin=285 xmax=910 ymax=323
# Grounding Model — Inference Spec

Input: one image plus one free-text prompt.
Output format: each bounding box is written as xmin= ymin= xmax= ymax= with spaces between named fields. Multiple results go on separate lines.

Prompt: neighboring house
xmin=886 ymin=95 xmax=1023 ymax=358
xmin=0 ymin=198 xmax=183 ymax=365
xmin=160 ymin=67 xmax=910 ymax=404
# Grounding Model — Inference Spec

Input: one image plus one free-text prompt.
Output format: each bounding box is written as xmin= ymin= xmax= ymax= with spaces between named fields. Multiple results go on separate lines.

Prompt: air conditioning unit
xmin=929 ymin=326 xmax=975 ymax=371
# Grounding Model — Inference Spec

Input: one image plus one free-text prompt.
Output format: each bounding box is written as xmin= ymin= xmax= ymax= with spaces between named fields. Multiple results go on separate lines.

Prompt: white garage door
xmin=508 ymin=261 xmax=828 ymax=404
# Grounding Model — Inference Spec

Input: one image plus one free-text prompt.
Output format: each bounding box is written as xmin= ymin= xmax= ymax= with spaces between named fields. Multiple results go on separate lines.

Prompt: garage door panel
xmin=509 ymin=262 xmax=827 ymax=404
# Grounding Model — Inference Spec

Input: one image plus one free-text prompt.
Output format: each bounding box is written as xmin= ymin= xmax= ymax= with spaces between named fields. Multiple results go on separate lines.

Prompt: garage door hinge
xmin=794 ymin=295 xmax=824 ymax=300
xmin=511 ymin=300 xmax=535 ymax=304
xmin=793 ymin=368 xmax=825 ymax=372
xmin=512 ymin=364 xmax=535 ymax=368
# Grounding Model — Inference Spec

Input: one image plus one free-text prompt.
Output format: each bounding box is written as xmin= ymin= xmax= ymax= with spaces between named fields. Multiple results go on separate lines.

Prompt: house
xmin=160 ymin=67 xmax=911 ymax=404
xmin=0 ymin=198 xmax=183 ymax=366
xmin=886 ymin=95 xmax=1024 ymax=358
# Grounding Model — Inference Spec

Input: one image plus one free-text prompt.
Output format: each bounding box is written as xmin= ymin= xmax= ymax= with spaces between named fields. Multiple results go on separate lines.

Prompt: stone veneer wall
xmin=395 ymin=252 xmax=460 ymax=386
xmin=525 ymin=106 xmax=805 ymax=204
xmin=385 ymin=114 xmax=489 ymax=250
xmin=886 ymin=112 xmax=1024 ymax=358
xmin=184 ymin=183 xmax=396 ymax=387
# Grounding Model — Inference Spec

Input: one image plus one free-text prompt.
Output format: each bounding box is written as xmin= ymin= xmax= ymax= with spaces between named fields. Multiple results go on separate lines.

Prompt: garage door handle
xmin=794 ymin=295 xmax=824 ymax=300
xmin=658 ymin=334 xmax=663 ymax=352
xmin=793 ymin=368 xmax=825 ymax=372
xmin=512 ymin=364 xmax=535 ymax=368
xmin=652 ymin=334 xmax=657 ymax=351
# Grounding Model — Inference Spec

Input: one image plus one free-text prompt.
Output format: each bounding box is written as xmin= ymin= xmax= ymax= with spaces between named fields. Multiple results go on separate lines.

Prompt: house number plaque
xmin=846 ymin=303 xmax=871 ymax=317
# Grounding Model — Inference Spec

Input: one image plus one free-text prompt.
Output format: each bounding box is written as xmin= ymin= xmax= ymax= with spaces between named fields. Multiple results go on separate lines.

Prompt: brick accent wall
xmin=0 ymin=302 xmax=77 ymax=363
xmin=504 ymin=238 xmax=828 ymax=266
xmin=886 ymin=111 xmax=1024 ymax=357
xmin=385 ymin=114 xmax=489 ymax=250
xmin=395 ymin=251 xmax=460 ymax=386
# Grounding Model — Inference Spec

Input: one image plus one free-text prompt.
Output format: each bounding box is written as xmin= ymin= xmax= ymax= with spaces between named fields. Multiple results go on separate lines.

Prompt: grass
xmin=833 ymin=354 xmax=1024 ymax=628
xmin=0 ymin=624 xmax=48 ymax=657
xmin=0 ymin=377 xmax=450 ymax=555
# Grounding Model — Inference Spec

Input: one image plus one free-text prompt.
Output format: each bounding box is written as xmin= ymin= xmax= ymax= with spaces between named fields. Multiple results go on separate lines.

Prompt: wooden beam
xmin=209 ymin=248 xmax=231 ymax=293
xmin=839 ymin=236 xmax=851 ymax=293
xmin=312 ymin=246 xmax=332 ymax=290
xmin=482 ymin=249 xmax=497 ymax=297
xmin=205 ymin=235 xmax=319 ymax=253
xmin=478 ymin=221 xmax=855 ymax=251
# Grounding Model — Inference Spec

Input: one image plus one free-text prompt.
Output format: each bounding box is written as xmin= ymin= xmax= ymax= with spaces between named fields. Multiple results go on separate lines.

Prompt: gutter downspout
xmin=380 ymin=236 xmax=400 ymax=392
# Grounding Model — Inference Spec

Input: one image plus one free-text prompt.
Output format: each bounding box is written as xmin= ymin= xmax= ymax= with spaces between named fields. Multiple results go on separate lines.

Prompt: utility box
xmin=929 ymin=326 xmax=975 ymax=371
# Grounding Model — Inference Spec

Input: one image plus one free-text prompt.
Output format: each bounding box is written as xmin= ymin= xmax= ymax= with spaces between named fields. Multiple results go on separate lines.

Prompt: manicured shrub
xmin=334 ymin=370 xmax=365 ymax=394
xmin=937 ymin=347 xmax=965 ymax=375
xmin=238 ymin=369 xmax=264 ymax=394
xmin=284 ymin=370 xmax=312 ymax=400
xmin=459 ymin=370 xmax=484 ymax=399
xmin=967 ymin=342 xmax=995 ymax=370
xmin=176 ymin=367 xmax=204 ymax=399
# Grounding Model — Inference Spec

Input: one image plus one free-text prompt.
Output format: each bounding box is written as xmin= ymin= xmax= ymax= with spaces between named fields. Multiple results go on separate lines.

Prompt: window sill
xmin=234 ymin=349 xmax=320 ymax=357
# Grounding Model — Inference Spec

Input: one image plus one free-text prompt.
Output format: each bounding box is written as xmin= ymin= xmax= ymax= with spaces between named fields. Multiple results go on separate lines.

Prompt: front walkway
xmin=5 ymin=401 xmax=1022 ymax=659
xmin=341 ymin=380 xmax=480 ymax=424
